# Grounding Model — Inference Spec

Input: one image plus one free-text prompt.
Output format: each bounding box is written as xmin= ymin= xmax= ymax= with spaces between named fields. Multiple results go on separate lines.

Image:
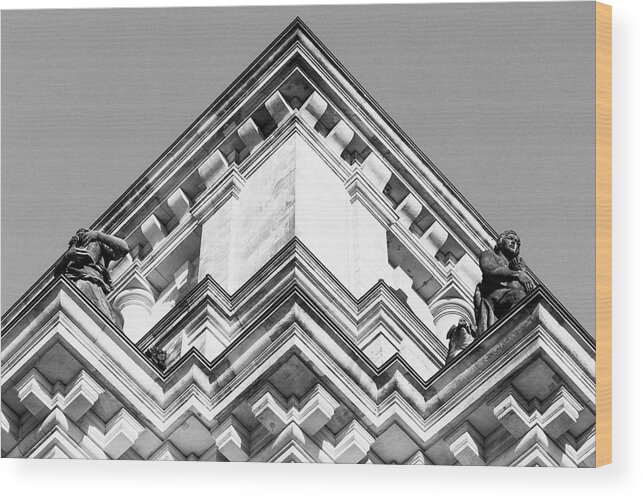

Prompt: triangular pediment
xmin=0 ymin=15 xmax=599 ymax=467
xmin=4 ymin=19 xmax=500 ymax=329
xmin=89 ymin=19 xmax=496 ymax=251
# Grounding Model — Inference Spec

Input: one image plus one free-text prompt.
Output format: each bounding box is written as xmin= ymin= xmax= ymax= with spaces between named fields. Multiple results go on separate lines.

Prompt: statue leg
xmin=494 ymin=288 xmax=527 ymax=318
xmin=476 ymin=298 xmax=495 ymax=336
xmin=74 ymin=280 xmax=124 ymax=329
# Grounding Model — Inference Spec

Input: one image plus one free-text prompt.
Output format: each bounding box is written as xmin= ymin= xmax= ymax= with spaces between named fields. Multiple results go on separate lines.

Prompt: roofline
xmin=90 ymin=17 xmax=499 ymax=240
xmin=1 ymin=18 xmax=591 ymax=341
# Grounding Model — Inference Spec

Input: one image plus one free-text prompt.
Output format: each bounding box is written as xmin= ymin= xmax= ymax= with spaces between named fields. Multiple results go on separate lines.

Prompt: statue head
xmin=494 ymin=230 xmax=521 ymax=258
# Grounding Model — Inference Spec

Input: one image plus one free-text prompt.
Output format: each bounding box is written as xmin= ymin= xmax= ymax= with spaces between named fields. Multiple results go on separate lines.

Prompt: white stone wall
xmin=198 ymin=132 xmax=390 ymax=298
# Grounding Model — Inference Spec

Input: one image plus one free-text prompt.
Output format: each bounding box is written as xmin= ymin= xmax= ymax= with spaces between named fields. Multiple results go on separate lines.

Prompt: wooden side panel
xmin=596 ymin=1 xmax=612 ymax=467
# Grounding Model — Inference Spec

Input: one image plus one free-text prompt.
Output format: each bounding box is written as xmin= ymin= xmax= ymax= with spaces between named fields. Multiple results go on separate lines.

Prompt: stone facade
xmin=1 ymin=19 xmax=596 ymax=465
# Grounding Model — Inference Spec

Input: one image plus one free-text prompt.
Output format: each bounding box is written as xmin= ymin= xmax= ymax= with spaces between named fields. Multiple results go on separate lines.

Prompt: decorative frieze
xmin=15 ymin=369 xmax=103 ymax=421
xmin=198 ymin=150 xmax=228 ymax=189
xmin=141 ymin=214 xmax=168 ymax=250
xmin=490 ymin=384 xmax=583 ymax=440
xmin=212 ymin=415 xmax=250 ymax=462
xmin=360 ymin=152 xmax=392 ymax=192
xmin=420 ymin=220 xmax=449 ymax=257
xmin=237 ymin=117 xmax=264 ymax=154
xmin=250 ymin=383 xmax=339 ymax=436
xmin=0 ymin=20 xmax=596 ymax=467
xmin=326 ymin=420 xmax=375 ymax=464
xmin=149 ymin=441 xmax=186 ymax=461
xmin=395 ymin=193 xmax=423 ymax=230
xmin=264 ymin=91 xmax=293 ymax=126
xmin=80 ymin=408 xmax=144 ymax=459
xmin=167 ymin=188 xmax=192 ymax=224
xmin=299 ymin=91 xmax=328 ymax=128
xmin=326 ymin=119 xmax=354 ymax=156
xmin=444 ymin=421 xmax=485 ymax=466
xmin=1 ymin=402 xmax=20 ymax=453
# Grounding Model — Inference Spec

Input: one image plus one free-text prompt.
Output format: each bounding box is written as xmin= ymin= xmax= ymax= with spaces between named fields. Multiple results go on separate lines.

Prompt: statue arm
xmin=54 ymin=252 xmax=69 ymax=275
xmin=77 ymin=230 xmax=129 ymax=260
xmin=96 ymin=232 xmax=129 ymax=259
xmin=480 ymin=251 xmax=534 ymax=292
xmin=479 ymin=251 xmax=518 ymax=281
xmin=54 ymin=246 xmax=93 ymax=274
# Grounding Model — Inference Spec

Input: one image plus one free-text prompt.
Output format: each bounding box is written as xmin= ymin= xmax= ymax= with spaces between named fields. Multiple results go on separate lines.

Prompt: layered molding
xmin=3 ymin=19 xmax=511 ymax=332
xmin=1 ymin=18 xmax=599 ymax=466
xmin=2 ymin=262 xmax=596 ymax=464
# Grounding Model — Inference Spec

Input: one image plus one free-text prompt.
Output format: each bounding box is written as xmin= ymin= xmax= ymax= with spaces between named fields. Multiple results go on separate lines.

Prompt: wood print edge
xmin=595 ymin=0 xmax=612 ymax=467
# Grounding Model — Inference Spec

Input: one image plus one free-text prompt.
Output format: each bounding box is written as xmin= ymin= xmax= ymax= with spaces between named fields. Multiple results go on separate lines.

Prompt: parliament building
xmin=1 ymin=19 xmax=596 ymax=466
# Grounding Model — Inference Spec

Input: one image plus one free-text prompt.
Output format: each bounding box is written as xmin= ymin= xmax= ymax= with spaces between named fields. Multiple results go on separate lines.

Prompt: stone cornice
xmin=2 ymin=257 xmax=595 ymax=451
xmin=1 ymin=20 xmax=589 ymax=346
xmin=128 ymin=238 xmax=448 ymax=371
xmin=0 ymin=19 xmax=597 ymax=465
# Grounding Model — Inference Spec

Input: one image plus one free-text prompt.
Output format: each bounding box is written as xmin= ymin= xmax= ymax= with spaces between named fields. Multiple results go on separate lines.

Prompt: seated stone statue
xmin=446 ymin=318 xmax=475 ymax=363
xmin=474 ymin=230 xmax=534 ymax=335
xmin=55 ymin=229 xmax=129 ymax=328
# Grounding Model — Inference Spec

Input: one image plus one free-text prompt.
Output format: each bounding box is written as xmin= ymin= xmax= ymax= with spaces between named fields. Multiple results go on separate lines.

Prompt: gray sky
xmin=1 ymin=3 xmax=596 ymax=336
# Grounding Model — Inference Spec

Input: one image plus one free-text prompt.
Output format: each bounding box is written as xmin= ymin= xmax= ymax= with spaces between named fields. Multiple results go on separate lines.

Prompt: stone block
xmin=15 ymin=369 xmax=103 ymax=421
xmin=150 ymin=441 xmax=185 ymax=461
xmin=405 ymin=450 xmax=431 ymax=465
xmin=326 ymin=119 xmax=354 ymax=156
xmin=361 ymin=332 xmax=398 ymax=367
xmin=297 ymin=385 xmax=339 ymax=435
xmin=167 ymin=188 xmax=191 ymax=223
xmin=489 ymin=385 xmax=583 ymax=440
xmin=395 ymin=193 xmax=422 ymax=229
xmin=299 ymin=91 xmax=328 ymax=128
xmin=168 ymin=414 xmax=215 ymax=457
xmin=86 ymin=408 xmax=145 ymax=459
xmin=453 ymin=253 xmax=481 ymax=292
xmin=198 ymin=149 xmax=228 ymax=188
xmin=141 ymin=214 xmax=167 ymax=250
xmin=1 ymin=402 xmax=19 ymax=453
xmin=265 ymin=91 xmax=293 ymax=126
xmin=250 ymin=387 xmax=289 ymax=435
xmin=360 ymin=153 xmax=391 ymax=192
xmin=333 ymin=420 xmax=374 ymax=464
xmin=250 ymin=383 xmax=339 ymax=438
xmin=421 ymin=220 xmax=449 ymax=257
xmin=173 ymin=260 xmax=193 ymax=292
xmin=445 ymin=422 xmax=485 ymax=466
xmin=237 ymin=117 xmax=264 ymax=154
xmin=371 ymin=423 xmax=419 ymax=464
xmin=212 ymin=416 xmax=250 ymax=462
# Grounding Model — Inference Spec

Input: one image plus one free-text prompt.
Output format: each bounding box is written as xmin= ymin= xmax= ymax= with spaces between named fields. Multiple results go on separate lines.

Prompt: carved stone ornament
xmin=55 ymin=229 xmax=129 ymax=328
xmin=145 ymin=346 xmax=167 ymax=371
xmin=474 ymin=230 xmax=535 ymax=335
xmin=446 ymin=319 xmax=475 ymax=363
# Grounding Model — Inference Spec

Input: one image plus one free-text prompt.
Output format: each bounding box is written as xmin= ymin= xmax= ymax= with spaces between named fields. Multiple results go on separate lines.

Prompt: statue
xmin=146 ymin=346 xmax=168 ymax=371
xmin=474 ymin=230 xmax=534 ymax=335
xmin=55 ymin=229 xmax=129 ymax=328
xmin=446 ymin=318 xmax=475 ymax=363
